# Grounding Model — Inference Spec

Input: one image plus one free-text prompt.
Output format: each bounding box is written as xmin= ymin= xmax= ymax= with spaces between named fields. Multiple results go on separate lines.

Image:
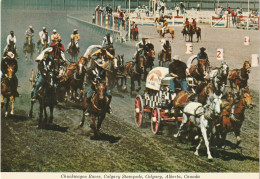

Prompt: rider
xmin=160 ymin=39 xmax=170 ymax=58
xmin=161 ymin=20 xmax=168 ymax=37
xmin=1 ymin=52 xmax=19 ymax=97
xmin=41 ymin=31 xmax=50 ymax=46
xmin=51 ymin=29 xmax=61 ymax=44
xmin=197 ymin=47 xmax=211 ymax=76
xmin=134 ymin=37 xmax=149 ymax=60
xmin=90 ymin=47 xmax=114 ymax=63
xmin=184 ymin=18 xmax=189 ymax=29
xmin=31 ymin=50 xmax=58 ymax=102
xmin=102 ymin=33 xmax=114 ymax=54
xmin=24 ymin=25 xmax=35 ymax=50
xmin=4 ymin=30 xmax=19 ymax=59
xmin=66 ymin=29 xmax=80 ymax=52
xmin=191 ymin=18 xmax=197 ymax=30
xmin=37 ymin=27 xmax=47 ymax=48
xmin=84 ymin=59 xmax=112 ymax=116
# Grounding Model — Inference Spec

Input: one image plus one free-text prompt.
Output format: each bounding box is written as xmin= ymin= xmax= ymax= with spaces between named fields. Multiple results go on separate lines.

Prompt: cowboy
xmin=67 ymin=29 xmax=80 ymax=51
xmin=4 ymin=30 xmax=19 ymax=58
xmin=135 ymin=37 xmax=149 ymax=59
xmin=41 ymin=31 xmax=50 ymax=46
xmin=184 ymin=18 xmax=189 ymax=27
xmin=169 ymin=55 xmax=189 ymax=94
xmin=192 ymin=18 xmax=197 ymax=30
xmin=175 ymin=4 xmax=180 ymax=16
xmin=161 ymin=20 xmax=168 ymax=37
xmin=25 ymin=25 xmax=34 ymax=38
xmin=84 ymin=59 xmax=112 ymax=116
xmin=1 ymin=52 xmax=19 ymax=97
xmin=102 ymin=33 xmax=113 ymax=49
xmin=31 ymin=51 xmax=57 ymax=102
xmin=51 ymin=29 xmax=61 ymax=43
xmin=37 ymin=27 xmax=47 ymax=49
xmin=159 ymin=39 xmax=170 ymax=59
xmin=197 ymin=47 xmax=211 ymax=75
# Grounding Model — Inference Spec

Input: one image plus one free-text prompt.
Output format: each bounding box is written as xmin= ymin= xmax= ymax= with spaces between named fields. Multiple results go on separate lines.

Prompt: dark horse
xmin=158 ymin=45 xmax=171 ymax=67
xmin=189 ymin=59 xmax=211 ymax=85
xmin=115 ymin=55 xmax=127 ymax=91
xmin=137 ymin=43 xmax=155 ymax=81
xmin=29 ymin=71 xmax=56 ymax=129
xmin=182 ymin=24 xmax=195 ymax=42
xmin=218 ymin=89 xmax=253 ymax=148
xmin=1 ymin=65 xmax=16 ymax=117
xmin=81 ymin=81 xmax=109 ymax=138
xmin=68 ymin=39 xmax=79 ymax=62
xmin=228 ymin=60 xmax=251 ymax=94
xmin=195 ymin=27 xmax=202 ymax=42
xmin=123 ymin=56 xmax=144 ymax=96
xmin=65 ymin=56 xmax=87 ymax=101
xmin=23 ymin=34 xmax=35 ymax=61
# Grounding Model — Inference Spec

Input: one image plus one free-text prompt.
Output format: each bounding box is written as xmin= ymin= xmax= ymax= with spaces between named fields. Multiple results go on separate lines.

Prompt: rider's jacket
xmin=39 ymin=30 xmax=46 ymax=41
xmin=51 ymin=33 xmax=61 ymax=42
xmin=1 ymin=57 xmax=18 ymax=75
xmin=71 ymin=33 xmax=80 ymax=42
xmin=185 ymin=20 xmax=189 ymax=26
xmin=41 ymin=34 xmax=50 ymax=44
xmin=7 ymin=34 xmax=17 ymax=45
xmin=192 ymin=21 xmax=197 ymax=26
xmin=169 ymin=60 xmax=187 ymax=80
xmin=25 ymin=29 xmax=34 ymax=37
xmin=102 ymin=36 xmax=113 ymax=47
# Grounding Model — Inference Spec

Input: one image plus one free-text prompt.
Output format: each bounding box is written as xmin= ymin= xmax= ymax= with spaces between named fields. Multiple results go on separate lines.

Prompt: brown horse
xmin=189 ymin=59 xmax=210 ymax=84
xmin=195 ymin=27 xmax=201 ymax=42
xmin=81 ymin=81 xmax=109 ymax=138
xmin=183 ymin=24 xmax=195 ymax=42
xmin=197 ymin=82 xmax=215 ymax=105
xmin=158 ymin=46 xmax=171 ymax=67
xmin=140 ymin=43 xmax=155 ymax=81
xmin=1 ymin=65 xmax=16 ymax=117
xmin=67 ymin=39 xmax=80 ymax=62
xmin=65 ymin=56 xmax=87 ymax=101
xmin=157 ymin=24 xmax=175 ymax=39
xmin=23 ymin=34 xmax=35 ymax=61
xmin=228 ymin=61 xmax=251 ymax=93
xmin=218 ymin=89 xmax=253 ymax=148
xmin=123 ymin=57 xmax=144 ymax=96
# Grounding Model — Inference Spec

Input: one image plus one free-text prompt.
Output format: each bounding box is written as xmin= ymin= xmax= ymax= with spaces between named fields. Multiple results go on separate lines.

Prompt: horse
xmin=217 ymin=89 xmax=253 ymax=149
xmin=158 ymin=46 xmax=171 ymax=67
xmin=195 ymin=27 xmax=202 ymax=42
xmin=114 ymin=55 xmax=127 ymax=91
xmin=184 ymin=24 xmax=195 ymax=42
xmin=81 ymin=81 xmax=109 ymax=138
xmin=228 ymin=61 xmax=251 ymax=94
xmin=208 ymin=62 xmax=229 ymax=95
xmin=29 ymin=71 xmax=56 ymax=129
xmin=189 ymin=59 xmax=211 ymax=84
xmin=39 ymin=40 xmax=49 ymax=54
xmin=23 ymin=34 xmax=35 ymax=61
xmin=1 ymin=65 xmax=16 ymax=117
xmin=65 ymin=57 xmax=87 ymax=101
xmin=157 ymin=24 xmax=175 ymax=39
xmin=174 ymin=93 xmax=222 ymax=159
xmin=123 ymin=57 xmax=144 ymax=96
xmin=3 ymin=41 xmax=16 ymax=57
xmin=197 ymin=82 xmax=215 ymax=105
xmin=68 ymin=39 xmax=79 ymax=62
xmin=141 ymin=43 xmax=155 ymax=81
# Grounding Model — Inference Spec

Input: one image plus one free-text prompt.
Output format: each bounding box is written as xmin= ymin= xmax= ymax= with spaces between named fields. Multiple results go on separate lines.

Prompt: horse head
xmin=112 ymin=57 xmax=118 ymax=71
xmin=243 ymin=60 xmax=251 ymax=74
xmin=137 ymin=57 xmax=144 ymax=73
xmin=27 ymin=34 xmax=32 ymax=45
xmin=117 ymin=55 xmax=124 ymax=67
xmin=220 ymin=61 xmax=229 ymax=77
xmin=97 ymin=81 xmax=106 ymax=100
xmin=205 ymin=93 xmax=222 ymax=117
xmin=241 ymin=89 xmax=253 ymax=109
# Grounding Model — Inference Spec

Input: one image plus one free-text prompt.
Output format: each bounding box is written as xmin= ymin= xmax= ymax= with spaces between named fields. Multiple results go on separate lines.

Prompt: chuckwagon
xmin=134 ymin=67 xmax=196 ymax=134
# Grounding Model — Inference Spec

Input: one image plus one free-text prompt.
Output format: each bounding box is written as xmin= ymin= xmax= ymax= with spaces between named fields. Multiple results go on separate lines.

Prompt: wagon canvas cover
xmin=145 ymin=67 xmax=169 ymax=91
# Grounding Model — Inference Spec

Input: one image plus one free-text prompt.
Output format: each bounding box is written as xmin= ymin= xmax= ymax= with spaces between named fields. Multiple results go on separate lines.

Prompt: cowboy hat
xmin=172 ymin=55 xmax=181 ymax=61
xmin=73 ymin=29 xmax=78 ymax=32
xmin=53 ymin=29 xmax=57 ymax=33
xmin=200 ymin=47 xmax=206 ymax=51
xmin=7 ymin=52 xmax=15 ymax=59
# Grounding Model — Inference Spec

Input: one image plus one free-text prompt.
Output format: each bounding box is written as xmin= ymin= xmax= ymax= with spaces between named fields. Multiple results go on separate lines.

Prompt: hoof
xmin=5 ymin=112 xmax=8 ymax=117
xmin=173 ymin=133 xmax=179 ymax=138
xmin=194 ymin=151 xmax=199 ymax=156
xmin=10 ymin=110 xmax=14 ymax=115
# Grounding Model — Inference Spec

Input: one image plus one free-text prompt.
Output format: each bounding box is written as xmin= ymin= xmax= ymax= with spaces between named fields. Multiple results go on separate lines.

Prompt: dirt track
xmin=1 ymin=10 xmax=259 ymax=173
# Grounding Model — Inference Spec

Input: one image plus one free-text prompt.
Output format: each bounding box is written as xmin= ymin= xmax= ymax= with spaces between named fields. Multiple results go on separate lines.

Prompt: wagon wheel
xmin=151 ymin=108 xmax=161 ymax=135
xmin=134 ymin=95 xmax=144 ymax=127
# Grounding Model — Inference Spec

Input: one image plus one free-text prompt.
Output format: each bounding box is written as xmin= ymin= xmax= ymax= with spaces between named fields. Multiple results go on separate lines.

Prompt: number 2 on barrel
xmin=217 ymin=50 xmax=221 ymax=58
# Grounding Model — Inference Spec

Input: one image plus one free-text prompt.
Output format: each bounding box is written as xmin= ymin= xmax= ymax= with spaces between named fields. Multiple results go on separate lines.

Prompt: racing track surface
xmin=1 ymin=9 xmax=259 ymax=172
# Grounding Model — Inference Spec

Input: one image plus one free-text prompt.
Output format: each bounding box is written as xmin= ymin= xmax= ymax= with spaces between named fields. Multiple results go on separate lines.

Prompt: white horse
xmin=174 ymin=93 xmax=222 ymax=159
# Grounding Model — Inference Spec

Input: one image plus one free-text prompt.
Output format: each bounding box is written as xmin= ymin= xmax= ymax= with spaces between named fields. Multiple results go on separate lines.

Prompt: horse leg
xmin=38 ymin=104 xmax=43 ymax=129
xmin=174 ymin=113 xmax=189 ymax=138
xmin=199 ymin=115 xmax=213 ymax=159
xmin=130 ymin=77 xmax=134 ymax=96
xmin=220 ymin=132 xmax=227 ymax=149
xmin=90 ymin=115 xmax=97 ymax=138
xmin=10 ymin=96 xmax=14 ymax=115
xmin=29 ymin=100 xmax=35 ymax=118
xmin=80 ymin=109 xmax=85 ymax=127
xmin=49 ymin=105 xmax=54 ymax=124
xmin=136 ymin=75 xmax=141 ymax=92
xmin=44 ymin=106 xmax=48 ymax=125
xmin=234 ymin=130 xmax=241 ymax=147
xmin=5 ymin=98 xmax=10 ymax=117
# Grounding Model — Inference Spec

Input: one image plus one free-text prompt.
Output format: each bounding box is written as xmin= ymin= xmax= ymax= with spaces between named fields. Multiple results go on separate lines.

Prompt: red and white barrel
xmin=251 ymin=54 xmax=259 ymax=67
xmin=244 ymin=36 xmax=250 ymax=45
xmin=217 ymin=48 xmax=224 ymax=60
xmin=185 ymin=42 xmax=193 ymax=54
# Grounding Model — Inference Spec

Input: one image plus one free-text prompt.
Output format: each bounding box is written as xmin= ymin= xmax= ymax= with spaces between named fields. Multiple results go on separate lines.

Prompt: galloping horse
xmin=66 ymin=56 xmax=87 ymax=101
xmin=158 ymin=46 xmax=171 ymax=67
xmin=228 ymin=61 xmax=251 ymax=94
xmin=115 ymin=55 xmax=127 ymax=91
xmin=1 ymin=65 xmax=16 ymax=117
xmin=189 ymin=59 xmax=211 ymax=84
xmin=23 ymin=34 xmax=35 ymax=61
xmin=123 ymin=57 xmax=144 ymax=96
xmin=208 ymin=62 xmax=229 ymax=95
xmin=81 ymin=81 xmax=109 ymax=138
xmin=218 ymin=89 xmax=253 ymax=148
xmin=156 ymin=24 xmax=175 ymax=39
xmin=68 ymin=39 xmax=79 ymax=62
xmin=197 ymin=82 xmax=215 ymax=105
xmin=29 ymin=71 xmax=56 ymax=129
xmin=140 ymin=43 xmax=155 ymax=81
